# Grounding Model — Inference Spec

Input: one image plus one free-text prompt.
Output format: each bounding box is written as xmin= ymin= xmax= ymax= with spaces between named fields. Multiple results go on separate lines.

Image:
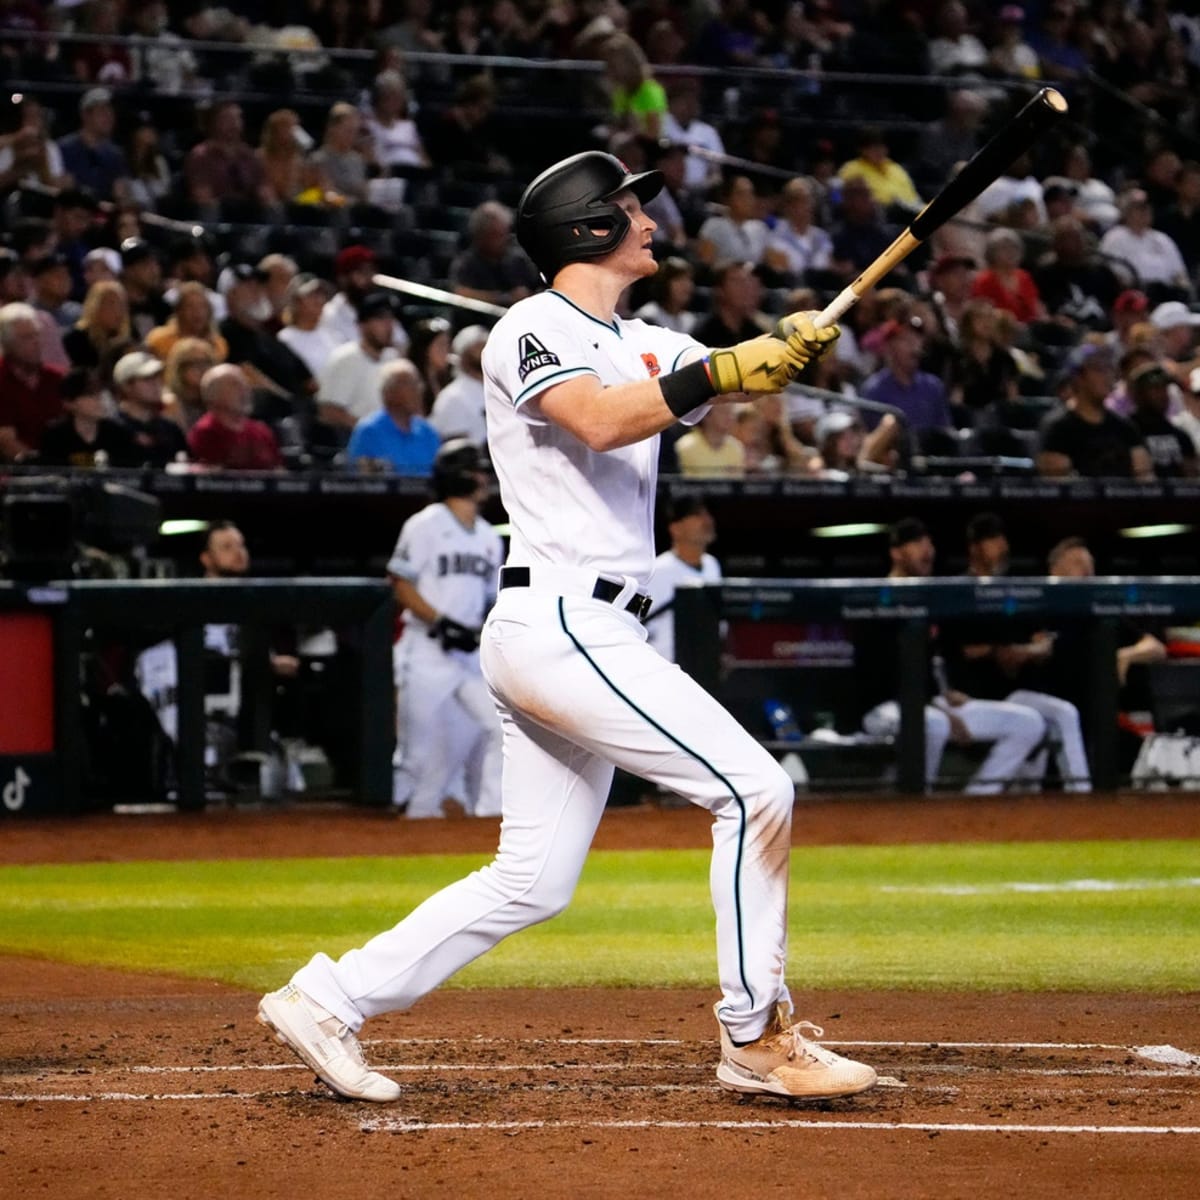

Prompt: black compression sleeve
xmin=659 ymin=358 xmax=717 ymax=418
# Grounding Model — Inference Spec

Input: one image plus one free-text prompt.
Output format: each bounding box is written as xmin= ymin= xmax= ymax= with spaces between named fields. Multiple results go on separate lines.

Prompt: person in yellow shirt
xmin=674 ymin=404 xmax=747 ymax=476
xmin=603 ymin=34 xmax=667 ymax=139
xmin=837 ymin=129 xmax=922 ymax=213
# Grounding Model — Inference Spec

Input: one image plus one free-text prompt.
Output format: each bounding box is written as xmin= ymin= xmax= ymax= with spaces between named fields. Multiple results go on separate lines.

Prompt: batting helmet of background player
xmin=516 ymin=151 xmax=664 ymax=282
xmin=432 ymin=437 xmax=489 ymax=500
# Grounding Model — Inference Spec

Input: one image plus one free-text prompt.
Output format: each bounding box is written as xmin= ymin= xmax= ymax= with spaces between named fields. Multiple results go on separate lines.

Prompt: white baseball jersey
xmin=482 ymin=289 xmax=709 ymax=586
xmin=644 ymin=550 xmax=722 ymax=662
xmin=387 ymin=502 xmax=503 ymax=636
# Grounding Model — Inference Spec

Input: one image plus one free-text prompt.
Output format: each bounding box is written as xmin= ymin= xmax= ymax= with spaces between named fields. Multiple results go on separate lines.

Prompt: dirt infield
xmin=2 ymin=798 xmax=1198 ymax=1199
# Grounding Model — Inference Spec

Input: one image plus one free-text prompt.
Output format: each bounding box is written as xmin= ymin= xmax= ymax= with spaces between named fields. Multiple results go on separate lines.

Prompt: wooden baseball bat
xmin=812 ymin=86 xmax=1068 ymax=329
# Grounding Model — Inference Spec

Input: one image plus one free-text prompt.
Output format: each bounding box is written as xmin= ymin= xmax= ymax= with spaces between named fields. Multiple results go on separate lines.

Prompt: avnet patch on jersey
xmin=517 ymin=332 xmax=561 ymax=381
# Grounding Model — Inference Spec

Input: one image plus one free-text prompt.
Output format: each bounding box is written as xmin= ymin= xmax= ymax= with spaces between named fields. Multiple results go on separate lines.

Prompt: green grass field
xmin=1 ymin=840 xmax=1198 ymax=992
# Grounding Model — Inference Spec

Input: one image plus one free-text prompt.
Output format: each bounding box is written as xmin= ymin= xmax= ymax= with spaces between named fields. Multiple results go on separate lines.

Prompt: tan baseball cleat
xmin=714 ymin=1001 xmax=878 ymax=1099
xmin=258 ymin=983 xmax=401 ymax=1103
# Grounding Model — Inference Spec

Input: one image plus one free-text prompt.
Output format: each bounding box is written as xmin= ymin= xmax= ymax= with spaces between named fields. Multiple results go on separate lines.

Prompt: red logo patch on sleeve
xmin=641 ymin=352 xmax=661 ymax=377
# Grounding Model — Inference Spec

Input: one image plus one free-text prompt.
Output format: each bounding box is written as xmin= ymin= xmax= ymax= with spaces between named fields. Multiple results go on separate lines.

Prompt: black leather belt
xmin=499 ymin=566 xmax=652 ymax=622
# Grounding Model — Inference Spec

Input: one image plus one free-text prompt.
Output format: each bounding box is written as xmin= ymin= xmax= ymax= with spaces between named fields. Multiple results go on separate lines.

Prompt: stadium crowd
xmin=2 ymin=1 xmax=1200 ymax=481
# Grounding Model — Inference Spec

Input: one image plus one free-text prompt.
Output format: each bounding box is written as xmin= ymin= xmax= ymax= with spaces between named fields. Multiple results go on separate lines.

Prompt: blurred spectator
xmin=121 ymin=121 xmax=171 ymax=211
xmin=0 ymin=249 xmax=29 ymax=304
xmin=322 ymin=245 xmax=410 ymax=351
xmin=81 ymin=247 xmax=121 ymax=291
xmin=258 ymin=109 xmax=315 ymax=206
xmin=218 ymin=263 xmax=313 ymax=413
xmin=63 ymin=280 xmax=132 ymax=380
xmin=40 ymin=366 xmax=139 ymax=468
xmin=162 ymin=338 xmax=219 ymax=433
xmin=697 ymin=175 xmax=770 ymax=267
xmin=188 ymin=365 xmax=283 ymax=471
xmin=26 ymin=256 xmax=68 ymax=370
xmin=310 ymin=102 xmax=370 ymax=205
xmin=277 ymin=274 xmax=338 ymax=378
xmin=693 ymin=0 xmax=761 ymax=68
xmin=974 ymin=152 xmax=1046 ymax=226
xmin=674 ymin=405 xmax=746 ymax=476
xmin=70 ymin=0 xmax=133 ymax=84
xmin=30 ymin=252 xmax=79 ymax=331
xmin=408 ymin=317 xmax=453 ymax=402
xmin=1105 ymin=345 xmax=1157 ymax=420
xmin=635 ymin=256 xmax=697 ymax=334
xmin=1033 ymin=215 xmax=1121 ymax=330
xmin=925 ymin=252 xmax=977 ymax=343
xmin=948 ymin=299 xmax=1019 ymax=417
xmin=603 ymin=34 xmax=667 ymax=138
xmin=184 ymin=101 xmax=272 ymax=215
xmin=0 ymin=95 xmax=69 ymax=191
xmin=364 ymin=70 xmax=430 ymax=170
xmin=259 ymin=255 xmax=299 ymax=329
xmin=734 ymin=394 xmax=816 ymax=474
xmin=1158 ymin=160 xmax=1200 ymax=276
xmin=119 ymin=238 xmax=169 ymax=341
xmin=1173 ymin=366 xmax=1200 ymax=452
xmin=378 ymin=0 xmax=444 ymax=54
xmin=1028 ymin=2 xmax=1089 ymax=82
xmin=862 ymin=318 xmax=954 ymax=435
xmin=317 ymin=291 xmax=402 ymax=433
xmin=1098 ymin=190 xmax=1189 ymax=299
xmin=915 ymin=89 xmax=988 ymax=191
xmin=129 ymin=1 xmax=198 ymax=95
xmin=422 ymin=74 xmax=508 ymax=176
xmin=346 ymin=359 xmax=440 ymax=474
xmin=990 ymin=5 xmax=1040 ymax=78
xmin=765 ymin=177 xmax=833 ymax=282
xmin=166 ymin=234 xmax=222 ymax=319
xmin=49 ymin=187 xmax=97 ymax=285
xmin=814 ymin=408 xmax=901 ymax=476
xmin=429 ymin=325 xmax=489 ymax=444
xmin=0 ymin=301 xmax=64 ymax=461
xmin=837 ymin=128 xmax=921 ymax=213
xmin=692 ymin=261 xmax=765 ymax=346
xmin=642 ymin=141 xmax=695 ymax=251
xmin=449 ymin=201 xmax=540 ymax=303
xmin=145 ymin=281 xmax=228 ymax=365
xmin=1106 ymin=288 xmax=1150 ymax=353
xmin=11 ymin=217 xmax=54 ymax=269
xmin=662 ymin=78 xmax=724 ymax=192
xmin=970 ymin=228 xmax=1046 ymax=325
xmin=831 ymin=177 xmax=899 ymax=280
xmin=1148 ymin=300 xmax=1200 ymax=383
xmin=1037 ymin=343 xmax=1152 ymax=479
xmin=1140 ymin=147 xmax=1183 ymax=218
xmin=56 ymin=88 xmax=129 ymax=201
xmin=112 ymin=350 xmax=188 ymax=468
xmin=928 ymin=2 xmax=988 ymax=76
xmin=1060 ymin=143 xmax=1118 ymax=231
xmin=1126 ymin=361 xmax=1198 ymax=478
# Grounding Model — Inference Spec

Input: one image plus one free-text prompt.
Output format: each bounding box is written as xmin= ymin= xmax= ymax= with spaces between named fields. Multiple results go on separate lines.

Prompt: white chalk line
xmin=0 ymin=1091 xmax=292 ymax=1102
xmin=362 ymin=1117 xmax=1200 ymax=1136
xmin=362 ymin=1037 xmax=1140 ymax=1051
xmin=879 ymin=877 xmax=1200 ymax=895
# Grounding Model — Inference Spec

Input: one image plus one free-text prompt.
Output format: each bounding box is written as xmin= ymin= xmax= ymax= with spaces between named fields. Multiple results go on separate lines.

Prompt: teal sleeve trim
xmin=513 ymin=366 xmax=598 ymax=408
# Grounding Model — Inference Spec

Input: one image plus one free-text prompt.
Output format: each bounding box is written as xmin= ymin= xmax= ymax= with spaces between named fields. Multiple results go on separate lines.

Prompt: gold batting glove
xmin=775 ymin=310 xmax=841 ymax=364
xmin=706 ymin=335 xmax=810 ymax=395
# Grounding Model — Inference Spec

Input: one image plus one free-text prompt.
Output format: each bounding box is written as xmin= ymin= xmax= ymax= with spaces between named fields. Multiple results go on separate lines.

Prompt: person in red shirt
xmin=970 ymin=227 xmax=1046 ymax=325
xmin=187 ymin=364 xmax=282 ymax=471
xmin=0 ymin=301 xmax=64 ymax=461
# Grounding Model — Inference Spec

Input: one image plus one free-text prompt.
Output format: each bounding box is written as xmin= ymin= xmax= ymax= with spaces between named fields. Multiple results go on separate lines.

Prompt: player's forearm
xmin=391 ymin=577 xmax=439 ymax=623
xmin=539 ymin=375 xmax=696 ymax=452
xmin=1119 ymin=635 xmax=1166 ymax=670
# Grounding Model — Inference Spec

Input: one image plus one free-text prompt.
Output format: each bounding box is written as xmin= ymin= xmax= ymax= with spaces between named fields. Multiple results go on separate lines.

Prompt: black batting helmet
xmin=516 ymin=151 xmax=663 ymax=282
xmin=432 ymin=437 xmax=488 ymax=500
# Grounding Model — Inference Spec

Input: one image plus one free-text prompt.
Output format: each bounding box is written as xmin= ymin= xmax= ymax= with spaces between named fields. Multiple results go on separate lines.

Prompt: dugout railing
xmin=673 ymin=576 xmax=1200 ymax=794
xmin=0 ymin=578 xmax=394 ymax=817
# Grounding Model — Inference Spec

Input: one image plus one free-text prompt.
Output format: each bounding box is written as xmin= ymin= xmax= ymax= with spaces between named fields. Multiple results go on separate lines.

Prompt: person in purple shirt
xmin=861 ymin=318 xmax=954 ymax=435
xmin=347 ymin=359 xmax=441 ymax=474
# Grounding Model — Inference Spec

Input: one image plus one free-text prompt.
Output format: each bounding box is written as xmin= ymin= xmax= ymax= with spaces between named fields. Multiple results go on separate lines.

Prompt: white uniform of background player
xmin=644 ymin=496 xmax=722 ymax=663
xmin=389 ymin=440 xmax=504 ymax=817
xmin=259 ymin=152 xmax=876 ymax=1103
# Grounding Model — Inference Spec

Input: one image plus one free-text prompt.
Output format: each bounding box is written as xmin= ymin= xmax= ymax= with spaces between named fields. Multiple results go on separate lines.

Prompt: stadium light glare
xmin=1117 ymin=523 xmax=1194 ymax=540
xmin=159 ymin=519 xmax=210 ymax=537
xmin=809 ymin=522 xmax=888 ymax=539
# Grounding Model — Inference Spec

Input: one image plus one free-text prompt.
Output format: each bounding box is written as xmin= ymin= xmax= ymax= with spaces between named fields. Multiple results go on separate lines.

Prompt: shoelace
xmin=777 ymin=1019 xmax=848 ymax=1069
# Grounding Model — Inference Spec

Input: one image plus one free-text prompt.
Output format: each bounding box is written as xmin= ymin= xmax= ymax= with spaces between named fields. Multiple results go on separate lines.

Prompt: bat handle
xmin=814 ymin=288 xmax=860 ymax=330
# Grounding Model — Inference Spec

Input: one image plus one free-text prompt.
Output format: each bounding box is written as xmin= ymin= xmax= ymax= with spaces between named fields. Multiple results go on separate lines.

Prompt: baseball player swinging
xmin=390 ymin=438 xmax=504 ymax=818
xmin=259 ymin=151 xmax=878 ymax=1102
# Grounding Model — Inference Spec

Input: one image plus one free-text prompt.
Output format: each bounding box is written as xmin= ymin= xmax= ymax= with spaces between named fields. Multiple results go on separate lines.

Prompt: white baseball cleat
xmin=258 ymin=983 xmax=401 ymax=1103
xmin=714 ymin=1001 xmax=878 ymax=1099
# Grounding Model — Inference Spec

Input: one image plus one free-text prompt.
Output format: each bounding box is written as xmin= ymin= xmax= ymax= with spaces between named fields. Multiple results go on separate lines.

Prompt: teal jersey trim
xmin=556 ymin=596 xmax=753 ymax=1006
xmin=549 ymin=290 xmax=622 ymax=338
xmin=513 ymin=365 xmax=597 ymax=408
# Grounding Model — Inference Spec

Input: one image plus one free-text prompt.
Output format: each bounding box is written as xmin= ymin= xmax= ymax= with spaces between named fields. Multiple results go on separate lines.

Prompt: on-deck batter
xmin=258 ymin=151 xmax=878 ymax=1103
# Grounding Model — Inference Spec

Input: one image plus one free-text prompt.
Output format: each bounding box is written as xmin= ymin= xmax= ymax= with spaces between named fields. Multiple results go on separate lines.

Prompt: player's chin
xmin=634 ymin=248 xmax=658 ymax=277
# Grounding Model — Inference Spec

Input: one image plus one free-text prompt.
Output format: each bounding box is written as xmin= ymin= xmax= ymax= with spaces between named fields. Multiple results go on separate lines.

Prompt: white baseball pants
xmin=863 ymin=697 xmax=1045 ymax=794
xmin=393 ymin=632 xmax=502 ymax=818
xmin=1006 ymin=688 xmax=1092 ymax=792
xmin=296 ymin=584 xmax=795 ymax=1045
